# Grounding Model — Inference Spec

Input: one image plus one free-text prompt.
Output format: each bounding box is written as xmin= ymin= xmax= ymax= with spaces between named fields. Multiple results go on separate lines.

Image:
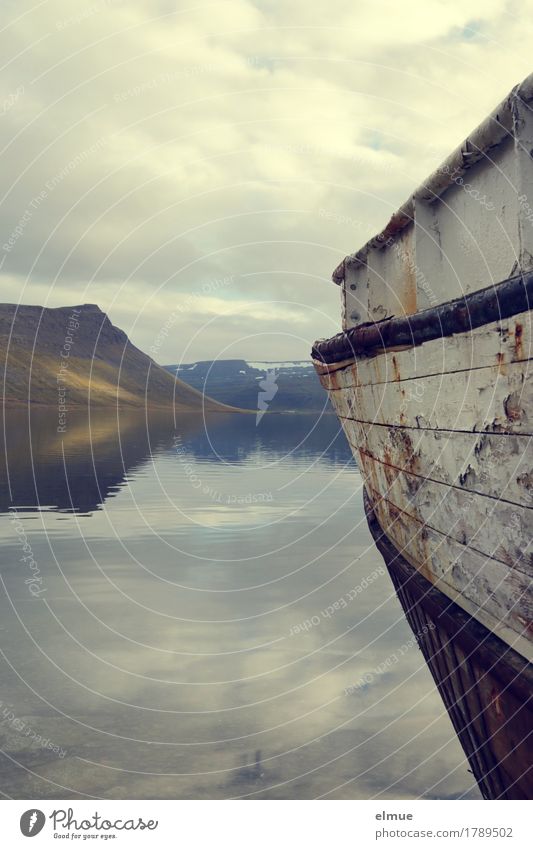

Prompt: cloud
xmin=1 ymin=0 xmax=532 ymax=360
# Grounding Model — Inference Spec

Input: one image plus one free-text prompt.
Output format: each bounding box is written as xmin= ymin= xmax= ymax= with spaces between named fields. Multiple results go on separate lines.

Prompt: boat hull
xmin=364 ymin=488 xmax=533 ymax=800
xmin=312 ymin=73 xmax=533 ymax=800
xmin=313 ymin=277 xmax=533 ymax=663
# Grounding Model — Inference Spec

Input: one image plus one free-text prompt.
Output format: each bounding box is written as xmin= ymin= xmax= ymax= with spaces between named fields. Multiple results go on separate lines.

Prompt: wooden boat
xmin=312 ymin=75 xmax=533 ymax=798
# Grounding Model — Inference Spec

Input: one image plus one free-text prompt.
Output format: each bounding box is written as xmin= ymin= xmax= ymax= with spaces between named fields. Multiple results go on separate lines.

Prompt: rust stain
xmin=392 ymin=355 xmax=401 ymax=382
xmin=496 ymin=351 xmax=507 ymax=375
xmin=388 ymin=426 xmax=422 ymax=477
xmin=359 ymin=452 xmax=380 ymax=496
xmin=371 ymin=484 xmax=434 ymax=584
xmin=403 ymin=275 xmax=417 ymax=316
xmin=514 ymin=321 xmax=524 ymax=360
xmin=381 ymin=445 xmax=397 ymax=489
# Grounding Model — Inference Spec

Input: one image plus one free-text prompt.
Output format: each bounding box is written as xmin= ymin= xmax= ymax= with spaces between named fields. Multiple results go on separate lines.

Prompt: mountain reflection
xmin=0 ymin=410 xmax=351 ymax=515
xmin=179 ymin=412 xmax=353 ymax=465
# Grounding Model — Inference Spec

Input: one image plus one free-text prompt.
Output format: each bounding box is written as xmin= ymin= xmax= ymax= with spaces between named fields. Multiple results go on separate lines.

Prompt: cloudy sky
xmin=1 ymin=0 xmax=533 ymax=363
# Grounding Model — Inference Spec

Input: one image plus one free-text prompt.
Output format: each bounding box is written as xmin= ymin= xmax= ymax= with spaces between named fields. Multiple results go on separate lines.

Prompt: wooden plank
xmin=339 ymin=419 xmax=532 ymax=508
xmin=368 ymin=488 xmax=533 ymax=657
xmin=331 ymin=359 xmax=533 ymax=435
xmin=357 ymin=451 xmax=532 ymax=576
xmin=317 ymin=310 xmax=532 ymax=390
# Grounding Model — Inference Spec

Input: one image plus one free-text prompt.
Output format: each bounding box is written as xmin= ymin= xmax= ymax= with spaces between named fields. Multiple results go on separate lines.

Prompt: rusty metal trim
xmin=312 ymin=270 xmax=533 ymax=365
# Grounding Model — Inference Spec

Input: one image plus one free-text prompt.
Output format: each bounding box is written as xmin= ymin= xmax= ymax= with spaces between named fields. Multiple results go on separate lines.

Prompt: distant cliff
xmin=0 ymin=303 xmax=231 ymax=411
xmin=164 ymin=359 xmax=332 ymax=413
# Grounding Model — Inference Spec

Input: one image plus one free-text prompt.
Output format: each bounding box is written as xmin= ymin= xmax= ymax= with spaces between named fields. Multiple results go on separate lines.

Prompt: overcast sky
xmin=2 ymin=0 xmax=533 ymax=363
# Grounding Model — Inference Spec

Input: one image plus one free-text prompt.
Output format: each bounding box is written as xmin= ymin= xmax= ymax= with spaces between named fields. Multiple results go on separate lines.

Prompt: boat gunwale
xmin=311 ymin=270 xmax=533 ymax=366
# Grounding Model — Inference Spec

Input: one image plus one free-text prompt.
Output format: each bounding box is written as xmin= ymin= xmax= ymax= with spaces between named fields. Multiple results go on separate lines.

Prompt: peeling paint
xmin=504 ymin=391 xmax=524 ymax=422
xmin=313 ymin=74 xmax=533 ymax=665
xmin=517 ymin=470 xmax=533 ymax=490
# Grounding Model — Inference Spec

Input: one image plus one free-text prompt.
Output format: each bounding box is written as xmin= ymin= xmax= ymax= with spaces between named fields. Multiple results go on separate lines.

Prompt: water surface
xmin=0 ymin=409 xmax=479 ymax=799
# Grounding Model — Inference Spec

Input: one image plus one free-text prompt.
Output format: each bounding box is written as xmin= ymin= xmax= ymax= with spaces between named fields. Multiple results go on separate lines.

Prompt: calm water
xmin=0 ymin=410 xmax=479 ymax=799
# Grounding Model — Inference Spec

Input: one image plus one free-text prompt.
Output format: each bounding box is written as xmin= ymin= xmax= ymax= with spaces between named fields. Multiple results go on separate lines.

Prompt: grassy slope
xmin=0 ymin=303 xmax=235 ymax=411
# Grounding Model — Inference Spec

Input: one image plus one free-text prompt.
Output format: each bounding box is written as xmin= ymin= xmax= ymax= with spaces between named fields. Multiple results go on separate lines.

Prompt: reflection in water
xmin=365 ymin=496 xmax=533 ymax=800
xmin=0 ymin=410 xmax=352 ymax=514
xmin=0 ymin=410 xmax=482 ymax=799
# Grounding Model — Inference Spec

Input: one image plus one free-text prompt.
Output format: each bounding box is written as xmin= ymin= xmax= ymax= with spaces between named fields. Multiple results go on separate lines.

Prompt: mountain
xmin=0 ymin=303 xmax=232 ymax=411
xmin=163 ymin=359 xmax=332 ymax=413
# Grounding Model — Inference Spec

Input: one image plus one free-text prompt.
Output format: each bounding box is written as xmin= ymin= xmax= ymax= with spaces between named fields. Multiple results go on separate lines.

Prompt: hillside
xmin=163 ymin=359 xmax=332 ymax=413
xmin=0 ymin=303 xmax=232 ymax=411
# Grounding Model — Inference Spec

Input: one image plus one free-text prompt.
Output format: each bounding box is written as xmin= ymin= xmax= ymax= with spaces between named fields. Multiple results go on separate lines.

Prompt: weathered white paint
xmin=370 ymin=488 xmax=533 ymax=662
xmin=365 ymin=223 xmax=417 ymax=325
xmin=357 ymin=450 xmax=532 ymax=576
xmin=514 ymin=93 xmax=533 ymax=272
xmin=321 ymin=343 xmax=533 ymax=657
xmin=415 ymin=138 xmax=520 ymax=305
xmin=335 ymin=74 xmax=533 ymax=329
xmin=342 ymin=261 xmax=370 ymax=328
xmin=317 ymin=310 xmax=532 ymax=391
xmin=340 ymin=420 xmax=532 ymax=509
xmin=332 ymin=359 xmax=532 ymax=436
xmin=317 ymin=351 xmax=533 ymax=655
